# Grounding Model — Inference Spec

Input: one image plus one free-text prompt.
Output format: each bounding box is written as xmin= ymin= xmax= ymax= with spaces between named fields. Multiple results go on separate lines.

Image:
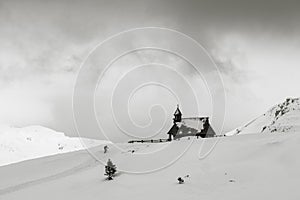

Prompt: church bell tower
xmin=173 ymin=104 xmax=182 ymax=123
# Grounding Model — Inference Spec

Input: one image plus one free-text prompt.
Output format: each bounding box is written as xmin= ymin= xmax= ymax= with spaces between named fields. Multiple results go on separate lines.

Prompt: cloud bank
xmin=0 ymin=0 xmax=300 ymax=140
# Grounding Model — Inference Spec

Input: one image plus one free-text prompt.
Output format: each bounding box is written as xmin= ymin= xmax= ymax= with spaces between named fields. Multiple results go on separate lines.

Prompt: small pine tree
xmin=104 ymin=159 xmax=117 ymax=180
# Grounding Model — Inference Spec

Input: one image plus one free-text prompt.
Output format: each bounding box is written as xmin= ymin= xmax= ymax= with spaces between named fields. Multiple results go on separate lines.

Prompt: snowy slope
xmin=226 ymin=98 xmax=300 ymax=136
xmin=0 ymin=132 xmax=299 ymax=200
xmin=0 ymin=125 xmax=108 ymax=166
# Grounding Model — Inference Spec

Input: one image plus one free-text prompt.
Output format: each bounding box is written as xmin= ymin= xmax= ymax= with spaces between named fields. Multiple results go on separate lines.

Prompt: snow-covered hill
xmin=0 ymin=125 xmax=108 ymax=166
xmin=226 ymin=98 xmax=300 ymax=136
xmin=0 ymin=133 xmax=299 ymax=200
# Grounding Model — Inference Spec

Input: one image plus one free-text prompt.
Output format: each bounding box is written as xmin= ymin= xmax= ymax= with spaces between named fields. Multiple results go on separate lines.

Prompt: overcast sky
xmin=0 ymin=0 xmax=300 ymax=141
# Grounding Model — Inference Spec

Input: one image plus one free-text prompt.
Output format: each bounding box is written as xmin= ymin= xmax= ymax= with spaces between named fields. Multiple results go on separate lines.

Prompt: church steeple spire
xmin=173 ymin=104 xmax=182 ymax=123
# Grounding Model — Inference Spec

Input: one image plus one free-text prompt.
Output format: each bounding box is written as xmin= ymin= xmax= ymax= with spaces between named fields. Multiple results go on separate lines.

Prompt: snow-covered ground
xmin=0 ymin=125 xmax=108 ymax=166
xmin=1 ymin=98 xmax=300 ymax=199
xmin=226 ymin=98 xmax=300 ymax=136
xmin=0 ymin=132 xmax=299 ymax=200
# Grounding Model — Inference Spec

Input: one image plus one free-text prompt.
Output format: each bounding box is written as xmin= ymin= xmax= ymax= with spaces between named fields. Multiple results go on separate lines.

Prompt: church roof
xmin=167 ymin=123 xmax=179 ymax=136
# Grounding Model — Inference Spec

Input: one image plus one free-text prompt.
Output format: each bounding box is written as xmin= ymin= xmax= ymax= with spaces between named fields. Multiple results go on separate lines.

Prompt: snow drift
xmin=0 ymin=132 xmax=299 ymax=200
xmin=0 ymin=125 xmax=108 ymax=166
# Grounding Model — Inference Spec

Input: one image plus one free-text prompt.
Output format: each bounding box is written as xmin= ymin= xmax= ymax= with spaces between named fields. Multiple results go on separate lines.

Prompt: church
xmin=167 ymin=105 xmax=216 ymax=141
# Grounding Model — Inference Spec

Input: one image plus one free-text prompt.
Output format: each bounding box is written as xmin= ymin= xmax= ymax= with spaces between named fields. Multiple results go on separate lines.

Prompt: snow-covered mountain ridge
xmin=226 ymin=97 xmax=300 ymax=136
xmin=0 ymin=125 xmax=108 ymax=166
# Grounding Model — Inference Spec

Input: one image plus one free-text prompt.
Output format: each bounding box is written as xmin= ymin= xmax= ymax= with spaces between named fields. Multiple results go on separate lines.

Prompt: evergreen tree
xmin=104 ymin=159 xmax=117 ymax=180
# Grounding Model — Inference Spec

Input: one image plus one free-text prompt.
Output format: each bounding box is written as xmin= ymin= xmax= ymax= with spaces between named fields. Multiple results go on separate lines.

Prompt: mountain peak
xmin=226 ymin=97 xmax=300 ymax=136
